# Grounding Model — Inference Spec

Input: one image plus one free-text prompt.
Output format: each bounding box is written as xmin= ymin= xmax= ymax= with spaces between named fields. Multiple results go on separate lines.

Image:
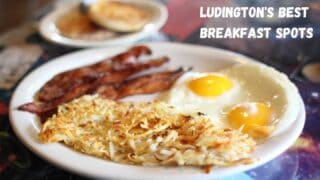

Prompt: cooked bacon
xmin=111 ymin=45 xmax=152 ymax=64
xmin=93 ymin=84 xmax=118 ymax=100
xmin=18 ymin=58 xmax=169 ymax=114
xmin=38 ymin=45 xmax=151 ymax=102
xmin=95 ymin=68 xmax=185 ymax=99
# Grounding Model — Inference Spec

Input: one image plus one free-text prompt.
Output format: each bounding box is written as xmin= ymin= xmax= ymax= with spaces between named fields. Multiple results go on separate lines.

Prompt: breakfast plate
xmin=39 ymin=0 xmax=168 ymax=47
xmin=10 ymin=42 xmax=305 ymax=179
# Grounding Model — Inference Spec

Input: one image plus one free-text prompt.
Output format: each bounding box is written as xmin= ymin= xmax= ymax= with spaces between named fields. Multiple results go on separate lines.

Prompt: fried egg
xmin=161 ymin=72 xmax=240 ymax=127
xmin=162 ymin=63 xmax=300 ymax=138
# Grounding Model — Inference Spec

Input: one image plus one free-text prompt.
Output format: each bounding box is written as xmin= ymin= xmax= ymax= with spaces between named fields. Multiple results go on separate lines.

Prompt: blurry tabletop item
xmin=38 ymin=0 xmax=168 ymax=47
xmin=0 ymin=0 xmax=320 ymax=179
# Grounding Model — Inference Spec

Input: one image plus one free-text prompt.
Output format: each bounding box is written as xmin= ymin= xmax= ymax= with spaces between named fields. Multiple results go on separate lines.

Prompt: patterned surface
xmin=0 ymin=0 xmax=320 ymax=179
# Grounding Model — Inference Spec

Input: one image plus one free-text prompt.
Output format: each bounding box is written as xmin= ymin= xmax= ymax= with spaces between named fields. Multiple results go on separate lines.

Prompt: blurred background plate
xmin=39 ymin=0 xmax=168 ymax=47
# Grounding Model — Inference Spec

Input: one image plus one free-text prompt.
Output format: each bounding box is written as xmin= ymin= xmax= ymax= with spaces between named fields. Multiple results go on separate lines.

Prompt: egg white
xmin=220 ymin=63 xmax=300 ymax=136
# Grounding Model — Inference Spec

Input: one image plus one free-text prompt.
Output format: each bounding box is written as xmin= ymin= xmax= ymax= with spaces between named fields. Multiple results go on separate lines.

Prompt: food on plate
xmin=93 ymin=68 xmax=185 ymax=99
xmin=188 ymin=74 xmax=233 ymax=97
xmin=18 ymin=46 xmax=187 ymax=121
xmin=39 ymin=95 xmax=256 ymax=167
xmin=56 ymin=1 xmax=152 ymax=40
xmin=56 ymin=7 xmax=117 ymax=40
xmin=18 ymin=58 xmax=169 ymax=114
xmin=88 ymin=1 xmax=150 ymax=32
xmin=38 ymin=45 xmax=152 ymax=102
xmin=162 ymin=63 xmax=300 ymax=139
xmin=228 ymin=102 xmax=273 ymax=138
xmin=19 ymin=67 xmax=182 ymax=115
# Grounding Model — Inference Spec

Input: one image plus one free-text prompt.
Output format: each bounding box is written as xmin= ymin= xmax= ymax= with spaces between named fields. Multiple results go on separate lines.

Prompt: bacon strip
xmin=18 ymin=58 xmax=169 ymax=114
xmin=95 ymin=68 xmax=185 ymax=99
xmin=38 ymin=45 xmax=151 ymax=102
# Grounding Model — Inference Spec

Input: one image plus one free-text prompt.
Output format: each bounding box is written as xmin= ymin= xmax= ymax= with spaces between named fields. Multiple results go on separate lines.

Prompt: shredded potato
xmin=39 ymin=95 xmax=256 ymax=167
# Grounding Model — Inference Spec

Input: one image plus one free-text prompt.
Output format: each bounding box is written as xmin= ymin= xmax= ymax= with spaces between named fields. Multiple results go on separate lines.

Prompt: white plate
xmin=39 ymin=0 xmax=168 ymax=47
xmin=10 ymin=42 xmax=305 ymax=180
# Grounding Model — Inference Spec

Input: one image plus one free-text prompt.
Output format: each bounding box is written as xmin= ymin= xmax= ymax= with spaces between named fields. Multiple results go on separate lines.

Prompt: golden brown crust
xmin=39 ymin=95 xmax=256 ymax=167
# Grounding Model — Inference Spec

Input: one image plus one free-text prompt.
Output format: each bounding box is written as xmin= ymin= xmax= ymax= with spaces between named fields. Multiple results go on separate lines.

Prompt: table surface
xmin=0 ymin=1 xmax=320 ymax=179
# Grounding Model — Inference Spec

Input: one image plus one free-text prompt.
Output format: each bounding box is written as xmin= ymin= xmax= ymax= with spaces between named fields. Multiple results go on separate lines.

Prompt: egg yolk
xmin=188 ymin=75 xmax=233 ymax=97
xmin=228 ymin=103 xmax=271 ymax=134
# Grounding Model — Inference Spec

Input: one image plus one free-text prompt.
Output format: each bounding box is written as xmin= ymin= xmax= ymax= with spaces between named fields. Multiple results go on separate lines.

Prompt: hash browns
xmin=39 ymin=95 xmax=256 ymax=167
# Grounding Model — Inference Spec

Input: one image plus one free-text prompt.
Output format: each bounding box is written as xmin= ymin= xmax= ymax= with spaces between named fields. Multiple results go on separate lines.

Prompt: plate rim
xmin=9 ymin=42 xmax=306 ymax=179
xmin=39 ymin=0 xmax=168 ymax=47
